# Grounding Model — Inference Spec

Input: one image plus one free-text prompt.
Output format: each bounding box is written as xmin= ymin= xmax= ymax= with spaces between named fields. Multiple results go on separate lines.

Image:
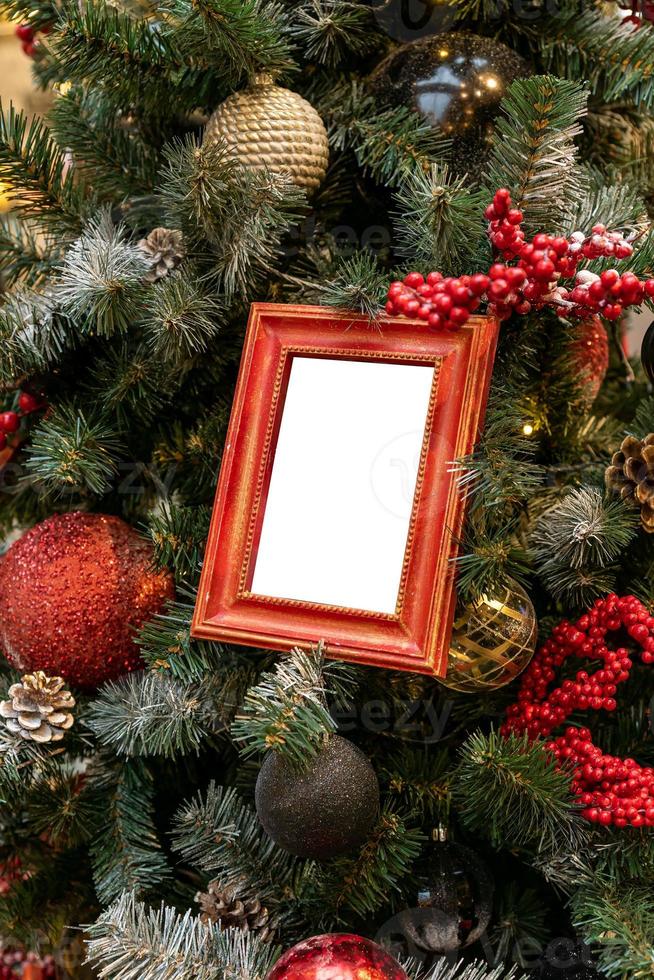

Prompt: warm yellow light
xmin=439 ymin=48 xmax=449 ymax=58
xmin=0 ymin=181 xmax=12 ymax=213
xmin=483 ymin=75 xmax=500 ymax=90
xmin=522 ymin=423 xmax=534 ymax=436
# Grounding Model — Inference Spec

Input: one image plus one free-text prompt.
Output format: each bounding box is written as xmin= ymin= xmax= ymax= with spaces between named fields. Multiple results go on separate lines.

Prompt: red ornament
xmin=570 ymin=316 xmax=609 ymax=403
xmin=0 ymin=412 xmax=20 ymax=434
xmin=0 ymin=512 xmax=174 ymax=689
xmin=503 ymin=594 xmax=654 ymax=828
xmin=268 ymin=935 xmax=407 ymax=980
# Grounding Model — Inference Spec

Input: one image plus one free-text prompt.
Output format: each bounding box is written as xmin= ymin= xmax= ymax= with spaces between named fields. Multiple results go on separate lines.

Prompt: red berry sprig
xmin=14 ymin=21 xmax=51 ymax=57
xmin=503 ymin=593 xmax=654 ymax=828
xmin=386 ymin=189 xmax=654 ymax=332
xmin=0 ymin=388 xmax=45 ymax=452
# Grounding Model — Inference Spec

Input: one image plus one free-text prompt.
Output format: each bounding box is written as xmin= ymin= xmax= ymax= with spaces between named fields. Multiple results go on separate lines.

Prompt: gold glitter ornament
xmin=441 ymin=579 xmax=537 ymax=693
xmin=204 ymin=74 xmax=329 ymax=192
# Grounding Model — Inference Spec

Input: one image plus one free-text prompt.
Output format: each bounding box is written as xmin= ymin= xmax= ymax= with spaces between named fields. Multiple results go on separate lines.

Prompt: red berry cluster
xmin=14 ymin=22 xmax=50 ymax=57
xmin=0 ymin=946 xmax=56 ymax=980
xmin=565 ymin=268 xmax=654 ymax=322
xmin=386 ymin=270 xmax=489 ymax=331
xmin=0 ymin=390 xmax=45 ymax=452
xmin=503 ymin=594 xmax=654 ymax=828
xmin=386 ymin=188 xmax=654 ymax=332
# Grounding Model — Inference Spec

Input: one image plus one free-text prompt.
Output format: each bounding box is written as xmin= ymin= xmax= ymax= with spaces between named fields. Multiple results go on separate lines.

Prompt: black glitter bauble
xmin=370 ymin=33 xmax=530 ymax=173
xmin=396 ymin=840 xmax=493 ymax=953
xmin=641 ymin=320 xmax=654 ymax=384
xmin=255 ymin=735 xmax=380 ymax=860
xmin=537 ymin=941 xmax=602 ymax=980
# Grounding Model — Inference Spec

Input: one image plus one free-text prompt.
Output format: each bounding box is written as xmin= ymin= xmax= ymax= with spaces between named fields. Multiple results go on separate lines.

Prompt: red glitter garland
xmin=502 ymin=594 xmax=654 ymax=828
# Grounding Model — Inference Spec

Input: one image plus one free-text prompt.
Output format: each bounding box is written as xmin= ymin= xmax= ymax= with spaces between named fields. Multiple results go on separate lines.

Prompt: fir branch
xmin=91 ymin=759 xmax=171 ymax=904
xmin=414 ymin=963 xmax=526 ymax=980
xmin=86 ymin=892 xmax=278 ymax=980
xmin=158 ymin=0 xmax=295 ymax=83
xmin=379 ymin=745 xmax=451 ymax=822
xmin=143 ymin=270 xmax=224 ymax=363
xmin=53 ymin=210 xmax=149 ymax=337
xmin=146 ymin=502 xmax=211 ymax=581
xmin=88 ymin=341 xmax=173 ymax=429
xmin=563 ymin=167 xmax=648 ymax=237
xmin=136 ymin=596 xmax=224 ymax=681
xmin=317 ymin=805 xmax=423 ymax=921
xmin=485 ymin=76 xmax=588 ymax=233
xmin=231 ymin=645 xmax=358 ymax=770
xmin=171 ymin=783 xmax=303 ymax=910
xmin=455 ymin=514 xmax=532 ymax=604
xmin=534 ymin=8 xmax=654 ymax=110
xmin=0 ymin=287 xmax=66 ymax=385
xmin=323 ymin=81 xmax=450 ymax=186
xmin=452 ymin=729 xmax=587 ymax=854
xmin=24 ymin=403 xmax=123 ymax=498
xmin=289 ymin=0 xmax=379 ymax=67
xmin=530 ymin=487 xmax=639 ymax=605
xmin=0 ymin=102 xmax=93 ymax=236
xmin=0 ymin=0 xmax=57 ymax=31
xmin=49 ymin=87 xmax=160 ymax=201
xmin=490 ymin=883 xmax=549 ymax=969
xmin=45 ymin=1 xmax=190 ymax=113
xmin=85 ymin=671 xmax=219 ymax=758
xmin=0 ymin=216 xmax=58 ymax=288
xmin=152 ymin=404 xmax=230 ymax=504
xmin=571 ymin=883 xmax=654 ymax=979
xmin=393 ymin=162 xmax=488 ymax=276
xmin=159 ymin=136 xmax=306 ymax=297
xmin=313 ymin=251 xmax=387 ymax=317
xmin=26 ymin=763 xmax=100 ymax=849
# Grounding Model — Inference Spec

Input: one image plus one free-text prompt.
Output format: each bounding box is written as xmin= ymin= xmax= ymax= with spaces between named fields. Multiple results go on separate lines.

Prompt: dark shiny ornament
xmin=370 ymin=33 xmax=530 ymax=173
xmin=397 ymin=839 xmax=493 ymax=953
xmin=255 ymin=735 xmax=380 ymax=859
xmin=640 ymin=320 xmax=654 ymax=384
xmin=268 ymin=934 xmax=408 ymax=980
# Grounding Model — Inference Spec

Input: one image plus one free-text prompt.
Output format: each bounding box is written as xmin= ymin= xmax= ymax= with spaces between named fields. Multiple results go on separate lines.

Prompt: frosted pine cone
xmin=138 ymin=227 xmax=185 ymax=283
xmin=605 ymin=433 xmax=654 ymax=532
xmin=0 ymin=672 xmax=75 ymax=743
xmin=196 ymin=881 xmax=274 ymax=941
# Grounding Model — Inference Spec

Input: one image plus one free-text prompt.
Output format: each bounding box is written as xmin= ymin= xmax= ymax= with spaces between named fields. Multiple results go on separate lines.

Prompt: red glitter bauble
xmin=570 ymin=316 xmax=609 ymax=405
xmin=0 ymin=512 xmax=174 ymax=689
xmin=268 ymin=935 xmax=408 ymax=980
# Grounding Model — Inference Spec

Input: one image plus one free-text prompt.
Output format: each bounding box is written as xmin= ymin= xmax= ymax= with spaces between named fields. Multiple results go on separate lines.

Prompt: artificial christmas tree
xmin=0 ymin=1 xmax=653 ymax=978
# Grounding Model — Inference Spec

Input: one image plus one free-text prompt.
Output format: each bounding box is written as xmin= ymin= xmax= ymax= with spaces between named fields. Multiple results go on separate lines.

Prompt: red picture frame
xmin=192 ymin=304 xmax=499 ymax=677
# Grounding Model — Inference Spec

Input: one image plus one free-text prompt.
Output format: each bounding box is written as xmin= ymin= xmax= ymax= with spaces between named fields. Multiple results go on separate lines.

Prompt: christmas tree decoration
xmin=387 ymin=189 xmax=654 ymax=331
xmin=0 ymin=943 xmax=57 ymax=980
xmin=605 ymin=434 xmax=654 ymax=532
xmin=640 ymin=319 xmax=654 ymax=383
xmin=440 ymin=579 xmax=537 ymax=693
xmin=0 ymin=513 xmax=174 ymax=689
xmin=267 ymin=934 xmax=408 ymax=980
xmin=255 ymin=735 xmax=380 ymax=859
xmin=196 ymin=880 xmax=274 ymax=940
xmin=570 ymin=316 xmax=609 ymax=405
xmin=204 ymin=75 xmax=329 ymax=192
xmin=137 ymin=227 xmax=185 ymax=283
xmin=370 ymin=34 xmax=530 ymax=171
xmin=0 ymin=671 xmax=75 ymax=743
xmin=398 ymin=830 xmax=493 ymax=954
xmin=503 ymin=593 xmax=654 ymax=827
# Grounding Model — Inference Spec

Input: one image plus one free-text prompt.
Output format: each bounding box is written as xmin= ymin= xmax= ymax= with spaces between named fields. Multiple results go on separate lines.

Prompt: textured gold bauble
xmin=441 ymin=579 xmax=537 ymax=693
xmin=204 ymin=75 xmax=329 ymax=192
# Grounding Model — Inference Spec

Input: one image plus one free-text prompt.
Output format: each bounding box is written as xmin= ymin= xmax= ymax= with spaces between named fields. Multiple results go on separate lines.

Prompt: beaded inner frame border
xmin=192 ymin=303 xmax=499 ymax=677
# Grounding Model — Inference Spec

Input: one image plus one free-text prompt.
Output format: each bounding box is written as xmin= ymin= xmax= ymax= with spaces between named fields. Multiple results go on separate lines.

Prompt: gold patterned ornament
xmin=0 ymin=671 xmax=75 ymax=743
xmin=204 ymin=74 xmax=329 ymax=193
xmin=441 ymin=579 xmax=537 ymax=693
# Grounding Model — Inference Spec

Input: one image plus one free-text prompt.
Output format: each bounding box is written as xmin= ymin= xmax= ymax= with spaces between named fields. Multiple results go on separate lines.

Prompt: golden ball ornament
xmin=0 ymin=512 xmax=175 ymax=690
xmin=441 ymin=579 xmax=537 ymax=693
xmin=204 ymin=74 xmax=329 ymax=193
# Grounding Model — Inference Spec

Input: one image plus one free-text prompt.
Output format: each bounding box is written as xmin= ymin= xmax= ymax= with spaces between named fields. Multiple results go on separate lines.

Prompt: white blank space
xmin=250 ymin=356 xmax=434 ymax=613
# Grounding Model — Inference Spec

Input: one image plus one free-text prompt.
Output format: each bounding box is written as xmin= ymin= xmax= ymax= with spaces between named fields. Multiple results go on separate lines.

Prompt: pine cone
xmin=138 ymin=227 xmax=185 ymax=283
xmin=196 ymin=881 xmax=274 ymax=941
xmin=605 ymin=433 xmax=654 ymax=532
xmin=0 ymin=672 xmax=75 ymax=743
